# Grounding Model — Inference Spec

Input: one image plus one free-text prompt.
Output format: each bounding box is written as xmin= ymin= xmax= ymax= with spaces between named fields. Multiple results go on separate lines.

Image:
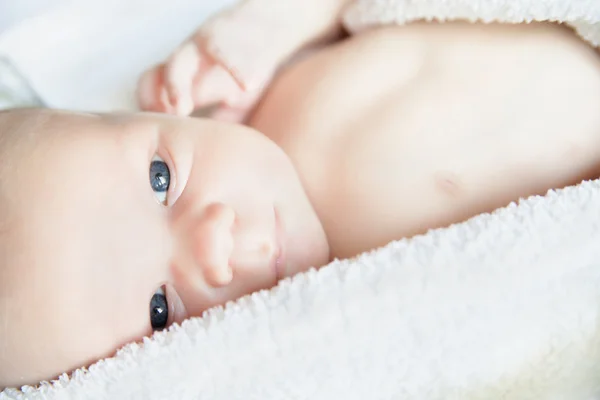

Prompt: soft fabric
xmin=3 ymin=180 xmax=600 ymax=400
xmin=3 ymin=1 xmax=600 ymax=399
xmin=343 ymin=0 xmax=600 ymax=47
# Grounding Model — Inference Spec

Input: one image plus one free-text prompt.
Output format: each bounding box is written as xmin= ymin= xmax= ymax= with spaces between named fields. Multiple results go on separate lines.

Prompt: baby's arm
xmin=137 ymin=0 xmax=350 ymax=120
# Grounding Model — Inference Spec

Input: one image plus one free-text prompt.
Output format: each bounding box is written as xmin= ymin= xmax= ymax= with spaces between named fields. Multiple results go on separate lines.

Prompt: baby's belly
xmin=249 ymin=22 xmax=600 ymax=259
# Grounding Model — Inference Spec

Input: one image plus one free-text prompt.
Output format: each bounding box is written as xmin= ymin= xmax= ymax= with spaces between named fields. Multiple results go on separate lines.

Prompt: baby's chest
xmin=269 ymin=117 xmax=421 ymax=260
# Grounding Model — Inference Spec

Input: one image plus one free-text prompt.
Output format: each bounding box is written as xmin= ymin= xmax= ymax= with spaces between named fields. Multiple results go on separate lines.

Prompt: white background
xmin=0 ymin=0 xmax=233 ymax=111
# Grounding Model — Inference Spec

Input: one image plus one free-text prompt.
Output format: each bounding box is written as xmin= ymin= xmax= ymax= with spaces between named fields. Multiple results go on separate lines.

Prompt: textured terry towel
xmin=343 ymin=0 xmax=600 ymax=46
xmin=3 ymin=0 xmax=600 ymax=399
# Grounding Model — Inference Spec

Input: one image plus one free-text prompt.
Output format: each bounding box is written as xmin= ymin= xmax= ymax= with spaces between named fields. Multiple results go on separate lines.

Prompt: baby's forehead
xmin=0 ymin=107 xmax=52 ymax=141
xmin=0 ymin=108 xmax=99 ymax=149
xmin=0 ymin=108 xmax=151 ymax=237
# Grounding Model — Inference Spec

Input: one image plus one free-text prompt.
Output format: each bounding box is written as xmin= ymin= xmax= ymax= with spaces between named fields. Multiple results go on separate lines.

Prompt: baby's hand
xmin=137 ymin=0 xmax=348 ymax=122
xmin=137 ymin=10 xmax=276 ymax=122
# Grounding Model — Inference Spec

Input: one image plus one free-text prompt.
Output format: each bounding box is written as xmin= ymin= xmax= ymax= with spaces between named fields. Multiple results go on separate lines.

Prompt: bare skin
xmin=2 ymin=5 xmax=600 ymax=392
xmin=249 ymin=22 xmax=600 ymax=257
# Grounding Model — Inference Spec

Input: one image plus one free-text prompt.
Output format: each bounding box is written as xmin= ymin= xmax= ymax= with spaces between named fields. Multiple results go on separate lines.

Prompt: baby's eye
xmin=150 ymin=155 xmax=170 ymax=205
xmin=150 ymin=286 xmax=169 ymax=331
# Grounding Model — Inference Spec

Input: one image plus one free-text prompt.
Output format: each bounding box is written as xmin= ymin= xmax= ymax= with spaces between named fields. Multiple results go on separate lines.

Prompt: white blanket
xmin=2 ymin=0 xmax=600 ymax=399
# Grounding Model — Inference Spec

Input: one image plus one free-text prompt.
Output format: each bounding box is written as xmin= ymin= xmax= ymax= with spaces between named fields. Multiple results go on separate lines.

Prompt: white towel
xmin=344 ymin=0 xmax=600 ymax=47
xmin=2 ymin=0 xmax=600 ymax=399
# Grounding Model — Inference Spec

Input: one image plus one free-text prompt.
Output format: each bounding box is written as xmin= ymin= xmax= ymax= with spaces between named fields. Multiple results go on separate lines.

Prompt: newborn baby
xmin=2 ymin=0 xmax=600 ymax=390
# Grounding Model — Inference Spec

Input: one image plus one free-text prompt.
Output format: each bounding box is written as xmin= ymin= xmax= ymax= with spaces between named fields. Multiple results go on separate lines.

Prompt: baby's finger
xmin=164 ymin=42 xmax=207 ymax=116
xmin=137 ymin=65 xmax=174 ymax=113
xmin=210 ymin=105 xmax=251 ymax=124
xmin=203 ymin=32 xmax=268 ymax=92
xmin=192 ymin=65 xmax=244 ymax=106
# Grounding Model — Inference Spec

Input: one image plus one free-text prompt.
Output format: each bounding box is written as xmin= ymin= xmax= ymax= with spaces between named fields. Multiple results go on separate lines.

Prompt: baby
xmin=2 ymin=0 xmax=600 ymax=390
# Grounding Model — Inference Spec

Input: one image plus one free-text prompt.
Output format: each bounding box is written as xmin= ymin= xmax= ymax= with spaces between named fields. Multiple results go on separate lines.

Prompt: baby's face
xmin=0 ymin=110 xmax=329 ymax=387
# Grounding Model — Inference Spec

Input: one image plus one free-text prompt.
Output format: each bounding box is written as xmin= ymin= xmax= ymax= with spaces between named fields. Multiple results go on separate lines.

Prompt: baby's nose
xmin=190 ymin=202 xmax=235 ymax=287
